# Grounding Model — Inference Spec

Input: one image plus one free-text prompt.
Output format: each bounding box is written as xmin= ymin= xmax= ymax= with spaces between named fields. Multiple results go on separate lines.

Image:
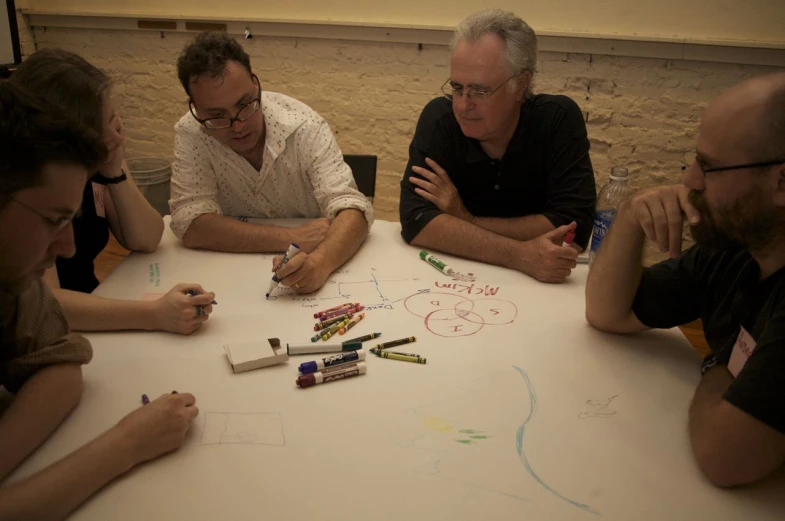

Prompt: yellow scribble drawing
xmin=422 ymin=417 xmax=454 ymax=433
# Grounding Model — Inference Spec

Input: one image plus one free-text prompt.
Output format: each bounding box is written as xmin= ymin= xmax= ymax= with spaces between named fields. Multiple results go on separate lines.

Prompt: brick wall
xmin=23 ymin=23 xmax=785 ymax=259
xmin=15 ymin=10 xmax=35 ymax=59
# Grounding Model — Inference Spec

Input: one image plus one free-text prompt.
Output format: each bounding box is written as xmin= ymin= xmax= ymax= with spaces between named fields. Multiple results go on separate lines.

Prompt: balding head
xmin=703 ymin=73 xmax=785 ymax=160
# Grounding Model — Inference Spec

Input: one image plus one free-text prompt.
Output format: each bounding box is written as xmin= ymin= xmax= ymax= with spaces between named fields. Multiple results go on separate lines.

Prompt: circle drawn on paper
xmin=404 ymin=292 xmax=472 ymax=319
xmin=424 ymin=309 xmax=485 ymax=337
xmin=455 ymin=299 xmax=517 ymax=326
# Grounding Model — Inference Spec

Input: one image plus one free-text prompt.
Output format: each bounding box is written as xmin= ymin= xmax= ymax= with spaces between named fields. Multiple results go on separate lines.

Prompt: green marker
xmin=287 ymin=341 xmax=362 ymax=355
xmin=419 ymin=250 xmax=454 ymax=276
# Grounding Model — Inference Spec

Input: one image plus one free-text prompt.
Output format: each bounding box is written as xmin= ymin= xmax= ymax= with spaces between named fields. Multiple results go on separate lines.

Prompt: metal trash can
xmin=126 ymin=157 xmax=172 ymax=217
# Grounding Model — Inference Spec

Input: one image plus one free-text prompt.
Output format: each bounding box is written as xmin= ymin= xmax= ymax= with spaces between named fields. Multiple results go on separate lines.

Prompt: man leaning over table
xmin=0 ymin=81 xmax=198 ymax=521
xmin=399 ymin=9 xmax=596 ymax=284
xmin=170 ymin=32 xmax=373 ymax=294
xmin=586 ymin=73 xmax=785 ymax=487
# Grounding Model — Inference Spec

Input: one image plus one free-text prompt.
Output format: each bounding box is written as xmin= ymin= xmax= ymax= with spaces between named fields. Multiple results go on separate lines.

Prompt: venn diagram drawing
xmin=403 ymin=291 xmax=518 ymax=337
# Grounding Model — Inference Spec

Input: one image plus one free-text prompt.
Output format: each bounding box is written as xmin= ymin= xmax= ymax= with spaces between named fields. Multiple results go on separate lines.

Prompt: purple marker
xmin=299 ymin=350 xmax=367 ymax=375
xmin=141 ymin=394 xmax=150 ymax=405
xmin=186 ymin=289 xmax=217 ymax=305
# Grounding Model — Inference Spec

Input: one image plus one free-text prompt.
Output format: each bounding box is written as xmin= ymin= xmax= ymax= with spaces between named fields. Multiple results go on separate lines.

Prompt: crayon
xmin=314 ymin=302 xmax=354 ymax=316
xmin=374 ymin=351 xmax=426 ymax=364
xmin=310 ymin=326 xmax=332 ymax=342
xmin=321 ymin=318 xmax=350 ymax=342
xmin=320 ymin=305 xmax=364 ymax=321
xmin=141 ymin=394 xmax=150 ymax=405
xmin=313 ymin=312 xmax=354 ymax=330
xmin=370 ymin=349 xmax=421 ymax=358
xmin=339 ymin=312 xmax=365 ymax=335
xmin=343 ymin=332 xmax=381 ymax=344
xmin=369 ymin=336 xmax=416 ymax=351
xmin=314 ymin=302 xmax=360 ymax=319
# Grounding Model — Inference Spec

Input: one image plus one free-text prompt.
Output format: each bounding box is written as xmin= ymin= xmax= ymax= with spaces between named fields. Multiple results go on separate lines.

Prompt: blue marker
xmin=266 ymin=243 xmax=300 ymax=298
xmin=299 ymin=350 xmax=367 ymax=375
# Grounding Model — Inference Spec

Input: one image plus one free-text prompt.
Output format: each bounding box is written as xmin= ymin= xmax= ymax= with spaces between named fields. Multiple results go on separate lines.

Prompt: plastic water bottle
xmin=589 ymin=167 xmax=631 ymax=266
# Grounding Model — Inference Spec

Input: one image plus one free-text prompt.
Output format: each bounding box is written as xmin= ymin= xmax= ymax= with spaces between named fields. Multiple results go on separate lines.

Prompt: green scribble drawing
xmin=458 ymin=429 xmax=479 ymax=434
xmin=469 ymin=435 xmax=491 ymax=440
xmin=455 ymin=439 xmax=473 ymax=445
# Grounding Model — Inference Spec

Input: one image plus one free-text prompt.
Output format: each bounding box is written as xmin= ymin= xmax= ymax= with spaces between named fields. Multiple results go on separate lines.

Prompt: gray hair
xmin=449 ymin=9 xmax=538 ymax=94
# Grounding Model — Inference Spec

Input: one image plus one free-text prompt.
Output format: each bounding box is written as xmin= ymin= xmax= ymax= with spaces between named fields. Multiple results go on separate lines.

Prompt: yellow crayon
xmin=374 ymin=350 xmax=426 ymax=364
xmin=339 ymin=313 xmax=365 ymax=335
xmin=314 ymin=312 xmax=353 ymax=331
xmin=370 ymin=336 xmax=416 ymax=351
xmin=321 ymin=318 xmax=350 ymax=341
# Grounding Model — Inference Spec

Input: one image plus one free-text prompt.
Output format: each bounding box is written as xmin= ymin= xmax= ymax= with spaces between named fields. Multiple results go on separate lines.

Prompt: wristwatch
xmin=92 ymin=169 xmax=128 ymax=185
xmin=700 ymin=354 xmax=720 ymax=376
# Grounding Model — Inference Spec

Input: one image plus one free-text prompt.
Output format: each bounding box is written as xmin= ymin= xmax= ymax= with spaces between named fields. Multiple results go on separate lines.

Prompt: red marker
xmin=564 ymin=230 xmax=576 ymax=245
xmin=296 ymin=361 xmax=367 ymax=388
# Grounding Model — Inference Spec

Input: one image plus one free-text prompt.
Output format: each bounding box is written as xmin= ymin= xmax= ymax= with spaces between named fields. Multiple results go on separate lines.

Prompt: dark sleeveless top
xmin=55 ymin=178 xmax=110 ymax=293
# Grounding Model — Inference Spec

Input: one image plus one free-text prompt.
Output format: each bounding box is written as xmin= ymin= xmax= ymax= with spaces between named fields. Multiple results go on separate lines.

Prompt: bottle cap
xmin=610 ymin=167 xmax=629 ymax=181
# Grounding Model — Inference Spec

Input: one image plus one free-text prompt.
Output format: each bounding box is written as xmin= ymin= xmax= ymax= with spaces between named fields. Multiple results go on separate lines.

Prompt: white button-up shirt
xmin=169 ymin=91 xmax=374 ymax=238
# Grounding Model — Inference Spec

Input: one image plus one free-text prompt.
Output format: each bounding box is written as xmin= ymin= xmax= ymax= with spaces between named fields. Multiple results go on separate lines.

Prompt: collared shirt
xmin=399 ymin=95 xmax=596 ymax=247
xmin=169 ymin=91 xmax=373 ymax=239
xmin=0 ymin=280 xmax=92 ymax=393
xmin=632 ymin=245 xmax=785 ymax=434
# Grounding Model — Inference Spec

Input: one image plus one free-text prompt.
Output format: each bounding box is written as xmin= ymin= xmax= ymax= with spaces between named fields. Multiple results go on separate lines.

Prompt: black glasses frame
xmin=683 ymin=158 xmax=785 ymax=174
xmin=189 ymin=74 xmax=262 ymax=130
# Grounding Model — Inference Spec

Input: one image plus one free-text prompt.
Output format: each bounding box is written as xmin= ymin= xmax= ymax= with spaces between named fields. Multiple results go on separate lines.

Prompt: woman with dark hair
xmin=11 ymin=49 xmax=215 ymax=334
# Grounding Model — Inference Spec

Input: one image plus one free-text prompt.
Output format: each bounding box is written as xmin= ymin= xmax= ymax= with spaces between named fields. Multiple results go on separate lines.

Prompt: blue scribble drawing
xmin=513 ymin=365 xmax=600 ymax=515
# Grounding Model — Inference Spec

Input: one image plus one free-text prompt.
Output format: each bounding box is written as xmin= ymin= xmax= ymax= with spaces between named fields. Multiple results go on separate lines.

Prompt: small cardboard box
xmin=224 ymin=338 xmax=288 ymax=373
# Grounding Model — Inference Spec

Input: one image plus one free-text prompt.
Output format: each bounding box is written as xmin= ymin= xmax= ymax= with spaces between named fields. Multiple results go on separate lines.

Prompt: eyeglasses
xmin=189 ymin=75 xmax=262 ymax=130
xmin=10 ymin=196 xmax=81 ymax=231
xmin=682 ymin=152 xmax=785 ymax=175
xmin=441 ymin=74 xmax=521 ymax=102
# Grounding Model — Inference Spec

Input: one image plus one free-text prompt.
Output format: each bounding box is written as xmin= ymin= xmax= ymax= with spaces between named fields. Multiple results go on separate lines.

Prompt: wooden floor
xmin=96 ymin=234 xmax=711 ymax=358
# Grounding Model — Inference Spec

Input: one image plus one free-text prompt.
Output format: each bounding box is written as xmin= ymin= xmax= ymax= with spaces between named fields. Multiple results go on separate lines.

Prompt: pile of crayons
xmin=310 ymin=302 xmax=366 ymax=342
xmin=369 ymin=337 xmax=425 ymax=364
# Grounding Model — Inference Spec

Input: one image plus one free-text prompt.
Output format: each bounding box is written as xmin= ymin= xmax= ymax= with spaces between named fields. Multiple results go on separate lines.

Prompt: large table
xmin=10 ymin=220 xmax=785 ymax=520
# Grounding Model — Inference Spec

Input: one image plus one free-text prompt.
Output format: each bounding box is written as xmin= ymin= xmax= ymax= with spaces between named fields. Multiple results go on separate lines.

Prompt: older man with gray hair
xmin=399 ymin=9 xmax=596 ymax=283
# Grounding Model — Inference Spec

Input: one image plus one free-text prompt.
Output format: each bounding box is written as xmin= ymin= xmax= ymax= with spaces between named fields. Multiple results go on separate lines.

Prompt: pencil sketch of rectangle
xmin=201 ymin=412 xmax=285 ymax=446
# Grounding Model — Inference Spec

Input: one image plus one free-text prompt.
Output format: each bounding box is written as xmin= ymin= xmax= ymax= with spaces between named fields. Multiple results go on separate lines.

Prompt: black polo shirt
xmin=399 ymin=94 xmax=596 ymax=247
xmin=632 ymin=245 xmax=785 ymax=434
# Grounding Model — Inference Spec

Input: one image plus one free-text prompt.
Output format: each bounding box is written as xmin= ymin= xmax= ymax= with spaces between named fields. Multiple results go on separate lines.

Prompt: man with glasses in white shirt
xmin=399 ymin=10 xmax=596 ymax=283
xmin=171 ymin=33 xmax=373 ymax=294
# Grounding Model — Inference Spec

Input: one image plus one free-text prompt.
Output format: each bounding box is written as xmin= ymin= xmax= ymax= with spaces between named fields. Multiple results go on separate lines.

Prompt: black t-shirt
xmin=399 ymin=94 xmax=597 ymax=247
xmin=632 ymin=245 xmax=785 ymax=434
xmin=56 ymin=179 xmax=110 ymax=293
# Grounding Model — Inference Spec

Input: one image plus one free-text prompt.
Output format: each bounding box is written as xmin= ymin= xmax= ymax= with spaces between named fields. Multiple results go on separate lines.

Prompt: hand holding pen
xmin=150 ymin=284 xmax=216 ymax=335
xmin=119 ymin=392 xmax=199 ymax=464
xmin=266 ymin=244 xmax=300 ymax=298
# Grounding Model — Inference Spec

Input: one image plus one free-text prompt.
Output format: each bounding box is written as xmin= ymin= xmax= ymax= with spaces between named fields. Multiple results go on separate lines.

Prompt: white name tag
xmin=92 ymin=182 xmax=107 ymax=218
xmin=728 ymin=326 xmax=757 ymax=378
